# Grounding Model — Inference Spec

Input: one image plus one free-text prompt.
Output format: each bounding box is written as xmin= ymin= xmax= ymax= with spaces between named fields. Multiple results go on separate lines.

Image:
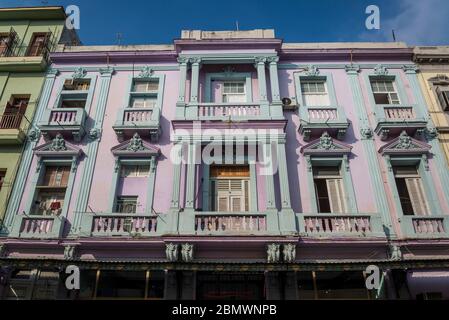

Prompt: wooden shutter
xmin=43 ymin=166 xmax=70 ymax=187
xmin=212 ymin=178 xmax=249 ymax=212
xmin=436 ymin=87 xmax=449 ymax=111
xmin=405 ymin=178 xmax=430 ymax=216
xmin=326 ymin=179 xmax=347 ymax=213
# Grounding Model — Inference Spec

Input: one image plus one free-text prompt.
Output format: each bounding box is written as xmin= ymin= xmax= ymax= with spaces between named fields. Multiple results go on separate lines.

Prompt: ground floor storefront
xmin=1 ymin=261 xmax=449 ymax=300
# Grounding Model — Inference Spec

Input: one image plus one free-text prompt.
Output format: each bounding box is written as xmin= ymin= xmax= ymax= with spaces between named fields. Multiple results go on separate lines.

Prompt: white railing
xmin=413 ymin=218 xmax=446 ymax=235
xmin=123 ymin=109 xmax=153 ymax=124
xmin=197 ymin=103 xmax=261 ymax=118
xmin=195 ymin=214 xmax=267 ymax=234
xmin=304 ymin=215 xmax=372 ymax=234
xmin=49 ymin=110 xmax=77 ymax=125
xmin=384 ymin=106 xmax=415 ymax=120
xmin=92 ymin=215 xmax=158 ymax=235
xmin=20 ymin=217 xmax=54 ymax=235
xmin=307 ymin=108 xmax=338 ymax=121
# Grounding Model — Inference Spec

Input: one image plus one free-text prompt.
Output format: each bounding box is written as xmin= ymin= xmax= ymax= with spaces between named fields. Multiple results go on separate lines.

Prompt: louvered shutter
xmin=436 ymin=87 xmax=449 ymax=111
xmin=326 ymin=179 xmax=347 ymax=213
xmin=405 ymin=178 xmax=430 ymax=216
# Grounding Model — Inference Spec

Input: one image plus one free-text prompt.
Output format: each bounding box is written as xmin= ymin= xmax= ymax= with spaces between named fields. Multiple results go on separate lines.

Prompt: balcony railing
xmin=401 ymin=216 xmax=449 ymax=238
xmin=298 ymin=213 xmax=384 ymax=237
xmin=81 ymin=213 xmax=162 ymax=237
xmin=0 ymin=114 xmax=28 ymax=144
xmin=374 ymin=104 xmax=427 ymax=139
xmin=38 ymin=108 xmax=87 ymax=142
xmin=197 ymin=103 xmax=262 ymax=120
xmin=299 ymin=105 xmax=349 ymax=141
xmin=9 ymin=215 xmax=65 ymax=239
xmin=194 ymin=213 xmax=267 ymax=235
xmin=113 ymin=107 xmax=160 ymax=141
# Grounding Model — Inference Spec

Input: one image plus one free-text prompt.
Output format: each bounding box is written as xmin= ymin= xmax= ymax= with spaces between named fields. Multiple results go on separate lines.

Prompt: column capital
xmin=177 ymin=57 xmax=189 ymax=64
xmin=345 ymin=64 xmax=360 ymax=74
xmin=189 ymin=57 xmax=202 ymax=65
xmin=99 ymin=66 xmax=115 ymax=76
xmin=267 ymin=56 xmax=279 ymax=64
xmin=403 ymin=64 xmax=419 ymax=74
xmin=254 ymin=56 xmax=267 ymax=66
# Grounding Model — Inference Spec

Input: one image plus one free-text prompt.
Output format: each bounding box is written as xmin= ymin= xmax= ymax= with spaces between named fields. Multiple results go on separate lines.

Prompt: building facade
xmin=0 ymin=29 xmax=449 ymax=300
xmin=0 ymin=7 xmax=79 ymax=225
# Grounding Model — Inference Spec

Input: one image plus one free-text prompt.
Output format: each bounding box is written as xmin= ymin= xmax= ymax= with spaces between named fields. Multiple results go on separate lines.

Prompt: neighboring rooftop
xmin=0 ymin=6 xmax=67 ymax=20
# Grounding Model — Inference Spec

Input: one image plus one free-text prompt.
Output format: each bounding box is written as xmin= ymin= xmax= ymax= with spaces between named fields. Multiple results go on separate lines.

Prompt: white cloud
xmin=359 ymin=0 xmax=449 ymax=45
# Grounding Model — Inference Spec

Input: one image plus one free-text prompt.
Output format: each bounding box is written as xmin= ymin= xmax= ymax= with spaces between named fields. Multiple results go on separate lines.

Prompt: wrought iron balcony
xmin=298 ymin=213 xmax=384 ymax=237
xmin=113 ymin=107 xmax=160 ymax=142
xmin=298 ymin=105 xmax=349 ymax=141
xmin=374 ymin=104 xmax=427 ymax=140
xmin=38 ymin=108 xmax=87 ymax=142
xmin=0 ymin=113 xmax=28 ymax=144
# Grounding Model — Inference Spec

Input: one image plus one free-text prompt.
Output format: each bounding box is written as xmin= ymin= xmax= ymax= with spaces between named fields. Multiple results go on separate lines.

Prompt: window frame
xmin=53 ymin=73 xmax=97 ymax=114
xmin=370 ymin=79 xmax=401 ymax=105
xmin=204 ymin=72 xmax=253 ymax=103
xmin=294 ymin=73 xmax=338 ymax=107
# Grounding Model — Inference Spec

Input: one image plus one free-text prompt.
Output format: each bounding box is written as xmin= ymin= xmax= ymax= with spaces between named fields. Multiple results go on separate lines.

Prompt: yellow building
xmin=415 ymin=46 xmax=449 ymax=166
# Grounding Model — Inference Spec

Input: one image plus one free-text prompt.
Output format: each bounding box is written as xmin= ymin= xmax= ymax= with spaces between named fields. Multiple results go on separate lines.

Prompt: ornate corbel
xmin=266 ymin=243 xmax=280 ymax=263
xmin=181 ymin=243 xmax=194 ymax=262
xmin=374 ymin=64 xmax=389 ymax=76
xmin=282 ymin=243 xmax=296 ymax=263
xmin=165 ymin=243 xmax=179 ymax=262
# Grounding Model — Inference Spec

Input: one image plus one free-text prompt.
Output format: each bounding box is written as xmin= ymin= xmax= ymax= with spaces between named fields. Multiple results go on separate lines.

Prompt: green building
xmin=0 ymin=6 xmax=79 ymax=224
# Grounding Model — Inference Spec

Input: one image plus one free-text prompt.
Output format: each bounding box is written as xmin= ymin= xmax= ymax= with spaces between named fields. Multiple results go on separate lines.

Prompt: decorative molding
xmin=27 ymin=128 xmax=41 ymax=142
xmin=428 ymin=74 xmax=449 ymax=84
xmin=49 ymin=134 xmax=67 ymax=151
xmin=47 ymin=67 xmax=59 ymax=76
xmin=402 ymin=64 xmax=419 ymax=74
xmin=166 ymin=243 xmax=179 ymax=262
xmin=64 ymin=245 xmax=76 ymax=260
xmin=127 ymin=133 xmax=145 ymax=151
xmin=389 ymin=244 xmax=402 ymax=261
xmin=304 ymin=65 xmax=320 ymax=76
xmin=99 ymin=66 xmax=115 ymax=76
xmin=345 ymin=64 xmax=360 ymax=74
xmin=34 ymin=134 xmax=83 ymax=159
xmin=254 ymin=56 xmax=267 ymax=64
xmin=71 ymin=67 xmax=86 ymax=79
xmin=181 ymin=243 xmax=194 ymax=262
xmin=360 ymin=127 xmax=373 ymax=140
xmin=267 ymin=243 xmax=280 ymax=263
xmin=282 ymin=243 xmax=296 ymax=263
xmin=301 ymin=132 xmax=352 ymax=155
xmin=266 ymin=56 xmax=279 ymax=64
xmin=111 ymin=133 xmax=160 ymax=157
xmin=374 ymin=64 xmax=389 ymax=76
xmin=189 ymin=57 xmax=201 ymax=64
xmin=88 ymin=128 xmax=101 ymax=141
xmin=138 ymin=65 xmax=154 ymax=78
xmin=177 ymin=57 xmax=189 ymax=64
xmin=425 ymin=126 xmax=438 ymax=140
xmin=379 ymin=131 xmax=431 ymax=155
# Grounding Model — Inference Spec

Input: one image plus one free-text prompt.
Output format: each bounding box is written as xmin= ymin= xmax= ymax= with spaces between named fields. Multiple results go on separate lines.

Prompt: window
xmin=0 ymin=30 xmax=17 ymax=57
xmin=301 ymin=81 xmax=330 ymax=106
xmin=120 ymin=165 xmax=150 ymax=177
xmin=27 ymin=33 xmax=50 ymax=57
xmin=393 ymin=166 xmax=430 ymax=216
xmin=1 ymin=96 xmax=29 ymax=129
xmin=222 ymin=81 xmax=246 ymax=103
xmin=0 ymin=34 xmax=9 ymax=56
xmin=63 ymin=79 xmax=91 ymax=91
xmin=60 ymin=99 xmax=86 ymax=109
xmin=115 ymin=196 xmax=138 ymax=213
xmin=130 ymin=97 xmax=157 ymax=109
xmin=0 ymin=170 xmax=6 ymax=191
xmin=370 ymin=80 xmax=400 ymax=105
xmin=313 ymin=166 xmax=347 ymax=213
xmin=435 ymin=86 xmax=449 ymax=111
xmin=210 ymin=166 xmax=250 ymax=212
xmin=32 ymin=166 xmax=70 ymax=215
xmin=132 ymin=80 xmax=158 ymax=92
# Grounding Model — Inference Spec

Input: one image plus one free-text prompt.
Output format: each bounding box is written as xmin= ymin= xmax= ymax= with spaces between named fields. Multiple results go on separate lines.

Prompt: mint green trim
xmin=190 ymin=61 xmax=200 ymax=104
xmin=71 ymin=68 xmax=114 ymax=235
xmin=185 ymin=142 xmax=197 ymax=210
xmin=264 ymin=143 xmax=276 ymax=210
xmin=305 ymin=156 xmax=358 ymax=214
xmin=107 ymin=162 xmax=120 ymax=213
xmin=3 ymin=70 xmax=58 ymax=231
xmin=53 ymin=74 xmax=98 ymax=114
xmin=204 ymin=72 xmax=253 ymax=103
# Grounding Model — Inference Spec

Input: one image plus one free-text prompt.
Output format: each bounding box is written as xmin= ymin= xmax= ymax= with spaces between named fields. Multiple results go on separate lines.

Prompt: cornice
xmin=174 ymin=38 xmax=283 ymax=53
xmin=50 ymin=50 xmax=178 ymax=64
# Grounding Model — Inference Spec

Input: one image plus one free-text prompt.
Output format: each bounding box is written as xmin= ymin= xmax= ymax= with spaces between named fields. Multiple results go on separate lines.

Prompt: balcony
xmin=194 ymin=213 xmax=268 ymax=235
xmin=38 ymin=108 xmax=87 ymax=142
xmin=299 ymin=105 xmax=349 ymax=141
xmin=113 ymin=107 xmax=160 ymax=142
xmin=0 ymin=45 xmax=50 ymax=72
xmin=185 ymin=102 xmax=267 ymax=121
xmin=298 ymin=213 xmax=384 ymax=237
xmin=0 ymin=114 xmax=28 ymax=144
xmin=9 ymin=215 xmax=65 ymax=239
xmin=374 ymin=104 xmax=427 ymax=140
xmin=400 ymin=216 xmax=449 ymax=238
xmin=81 ymin=213 xmax=163 ymax=237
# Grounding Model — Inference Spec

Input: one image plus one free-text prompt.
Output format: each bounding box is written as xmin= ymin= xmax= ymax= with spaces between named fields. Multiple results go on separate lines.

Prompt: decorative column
xmin=345 ymin=64 xmax=395 ymax=238
xmin=263 ymin=142 xmax=280 ymax=234
xmin=255 ymin=57 xmax=269 ymax=118
xmin=2 ymin=68 xmax=58 ymax=233
xmin=169 ymin=141 xmax=183 ymax=233
xmin=276 ymin=140 xmax=296 ymax=235
xmin=176 ymin=57 xmax=189 ymax=118
xmin=71 ymin=67 xmax=114 ymax=236
xmin=267 ymin=56 xmax=283 ymax=119
xmin=186 ymin=57 xmax=201 ymax=119
xmin=185 ymin=141 xmax=197 ymax=210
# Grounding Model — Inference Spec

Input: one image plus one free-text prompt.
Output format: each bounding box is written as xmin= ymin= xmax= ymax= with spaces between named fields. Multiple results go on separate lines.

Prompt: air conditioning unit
xmin=282 ymin=97 xmax=298 ymax=111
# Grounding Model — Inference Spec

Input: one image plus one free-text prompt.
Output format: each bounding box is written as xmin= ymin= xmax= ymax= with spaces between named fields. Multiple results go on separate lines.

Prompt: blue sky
xmin=1 ymin=0 xmax=448 ymax=46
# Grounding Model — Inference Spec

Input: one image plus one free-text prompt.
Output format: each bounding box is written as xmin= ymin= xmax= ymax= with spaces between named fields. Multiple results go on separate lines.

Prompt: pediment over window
xmin=301 ymin=132 xmax=352 ymax=156
xmin=379 ymin=131 xmax=431 ymax=155
xmin=111 ymin=133 xmax=160 ymax=157
xmin=428 ymin=74 xmax=449 ymax=84
xmin=34 ymin=134 xmax=83 ymax=158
